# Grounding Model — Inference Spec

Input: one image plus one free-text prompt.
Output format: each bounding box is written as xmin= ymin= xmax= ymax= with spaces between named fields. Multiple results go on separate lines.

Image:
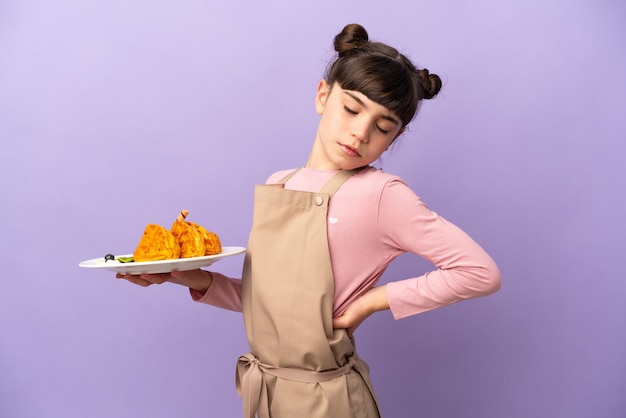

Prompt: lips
xmin=339 ymin=143 xmax=361 ymax=157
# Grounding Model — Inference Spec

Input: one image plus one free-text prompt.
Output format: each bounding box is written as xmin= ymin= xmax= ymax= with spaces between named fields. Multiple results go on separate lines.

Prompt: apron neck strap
xmin=319 ymin=166 xmax=366 ymax=196
xmin=274 ymin=166 xmax=367 ymax=196
xmin=275 ymin=168 xmax=302 ymax=185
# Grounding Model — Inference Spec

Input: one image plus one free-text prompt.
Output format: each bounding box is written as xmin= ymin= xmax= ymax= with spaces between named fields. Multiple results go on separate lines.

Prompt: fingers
xmin=333 ymin=302 xmax=369 ymax=335
xmin=112 ymin=269 xmax=209 ymax=291
xmin=333 ymin=314 xmax=356 ymax=334
xmin=115 ymin=273 xmax=171 ymax=287
xmin=332 ymin=315 xmax=349 ymax=330
xmin=333 ymin=315 xmax=356 ymax=337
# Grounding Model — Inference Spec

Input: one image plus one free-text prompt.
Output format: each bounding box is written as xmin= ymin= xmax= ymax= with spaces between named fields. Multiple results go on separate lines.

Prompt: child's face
xmin=309 ymin=81 xmax=404 ymax=171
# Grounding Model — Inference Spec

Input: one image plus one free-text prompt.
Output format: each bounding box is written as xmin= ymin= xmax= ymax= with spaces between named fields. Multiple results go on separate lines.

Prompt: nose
xmin=350 ymin=118 xmax=370 ymax=143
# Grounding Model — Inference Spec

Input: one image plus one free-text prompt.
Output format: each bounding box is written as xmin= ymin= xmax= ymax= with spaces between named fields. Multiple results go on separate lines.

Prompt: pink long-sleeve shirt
xmin=191 ymin=166 xmax=501 ymax=319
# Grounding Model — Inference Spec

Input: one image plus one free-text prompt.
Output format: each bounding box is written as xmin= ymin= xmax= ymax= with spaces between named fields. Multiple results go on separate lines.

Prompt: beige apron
xmin=236 ymin=169 xmax=380 ymax=418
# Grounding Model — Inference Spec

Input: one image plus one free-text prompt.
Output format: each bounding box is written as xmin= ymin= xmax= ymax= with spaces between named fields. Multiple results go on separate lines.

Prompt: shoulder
xmin=265 ymin=169 xmax=299 ymax=184
xmin=347 ymin=166 xmax=411 ymax=195
xmin=343 ymin=167 xmax=432 ymax=214
xmin=355 ymin=166 xmax=402 ymax=182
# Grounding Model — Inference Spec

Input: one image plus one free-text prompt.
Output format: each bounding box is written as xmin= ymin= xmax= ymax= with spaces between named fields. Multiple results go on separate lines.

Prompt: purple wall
xmin=1 ymin=1 xmax=624 ymax=417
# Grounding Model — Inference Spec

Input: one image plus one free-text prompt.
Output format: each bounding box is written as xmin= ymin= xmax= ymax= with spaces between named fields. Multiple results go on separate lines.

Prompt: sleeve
xmin=380 ymin=179 xmax=501 ymax=319
xmin=189 ymin=271 xmax=243 ymax=312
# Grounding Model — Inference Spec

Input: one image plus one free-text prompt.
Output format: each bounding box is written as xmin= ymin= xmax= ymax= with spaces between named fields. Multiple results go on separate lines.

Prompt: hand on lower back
xmin=332 ymin=286 xmax=389 ymax=335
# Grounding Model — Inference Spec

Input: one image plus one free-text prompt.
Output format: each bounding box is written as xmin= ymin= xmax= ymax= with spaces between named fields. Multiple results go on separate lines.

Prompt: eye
xmin=343 ymin=106 xmax=358 ymax=115
xmin=376 ymin=125 xmax=390 ymax=135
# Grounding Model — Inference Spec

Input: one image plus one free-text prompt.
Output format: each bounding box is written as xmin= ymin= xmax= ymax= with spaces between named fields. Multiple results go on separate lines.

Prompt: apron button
xmin=315 ymin=195 xmax=324 ymax=206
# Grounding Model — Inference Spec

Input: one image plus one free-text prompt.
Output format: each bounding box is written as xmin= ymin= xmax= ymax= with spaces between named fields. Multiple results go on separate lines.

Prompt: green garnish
xmin=116 ymin=256 xmax=134 ymax=263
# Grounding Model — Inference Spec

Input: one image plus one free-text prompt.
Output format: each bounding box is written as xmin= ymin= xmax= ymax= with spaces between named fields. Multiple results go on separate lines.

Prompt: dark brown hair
xmin=325 ymin=23 xmax=442 ymax=127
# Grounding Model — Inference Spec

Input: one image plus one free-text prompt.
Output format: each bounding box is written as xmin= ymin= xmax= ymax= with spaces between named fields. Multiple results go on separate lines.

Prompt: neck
xmin=305 ymin=138 xmax=339 ymax=170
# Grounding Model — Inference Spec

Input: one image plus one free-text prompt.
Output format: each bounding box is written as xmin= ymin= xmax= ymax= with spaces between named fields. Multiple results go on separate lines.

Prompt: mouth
xmin=339 ymin=143 xmax=361 ymax=158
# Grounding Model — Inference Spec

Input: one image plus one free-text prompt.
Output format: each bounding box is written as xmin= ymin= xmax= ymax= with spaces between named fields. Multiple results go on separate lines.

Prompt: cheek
xmin=325 ymin=113 xmax=345 ymax=132
xmin=377 ymin=138 xmax=395 ymax=154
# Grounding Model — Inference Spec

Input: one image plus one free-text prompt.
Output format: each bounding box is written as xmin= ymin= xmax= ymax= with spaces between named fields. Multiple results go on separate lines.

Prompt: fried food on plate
xmin=171 ymin=220 xmax=206 ymax=258
xmin=189 ymin=222 xmax=222 ymax=255
xmin=131 ymin=209 xmax=222 ymax=262
xmin=133 ymin=224 xmax=181 ymax=262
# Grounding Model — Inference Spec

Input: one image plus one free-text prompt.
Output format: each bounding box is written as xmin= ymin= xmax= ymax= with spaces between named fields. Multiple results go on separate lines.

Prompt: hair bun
xmin=417 ymin=69 xmax=442 ymax=100
xmin=334 ymin=23 xmax=369 ymax=57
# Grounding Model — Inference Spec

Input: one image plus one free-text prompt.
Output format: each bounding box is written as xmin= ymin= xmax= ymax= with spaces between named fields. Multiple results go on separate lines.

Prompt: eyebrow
xmin=344 ymin=91 xmax=401 ymax=125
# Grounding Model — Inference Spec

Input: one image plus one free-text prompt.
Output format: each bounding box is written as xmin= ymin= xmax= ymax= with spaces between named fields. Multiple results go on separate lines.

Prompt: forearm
xmin=386 ymin=254 xmax=501 ymax=319
xmin=364 ymin=285 xmax=390 ymax=314
xmin=189 ymin=271 xmax=243 ymax=312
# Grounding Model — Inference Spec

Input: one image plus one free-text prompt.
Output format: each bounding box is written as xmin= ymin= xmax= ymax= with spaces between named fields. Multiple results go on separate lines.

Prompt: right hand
xmin=115 ymin=269 xmax=213 ymax=293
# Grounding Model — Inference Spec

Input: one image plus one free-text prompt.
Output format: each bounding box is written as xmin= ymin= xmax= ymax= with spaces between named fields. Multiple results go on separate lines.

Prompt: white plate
xmin=79 ymin=246 xmax=246 ymax=274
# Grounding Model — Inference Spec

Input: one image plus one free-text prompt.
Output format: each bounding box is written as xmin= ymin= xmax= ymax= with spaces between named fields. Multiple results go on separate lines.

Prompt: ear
xmin=314 ymin=80 xmax=330 ymax=115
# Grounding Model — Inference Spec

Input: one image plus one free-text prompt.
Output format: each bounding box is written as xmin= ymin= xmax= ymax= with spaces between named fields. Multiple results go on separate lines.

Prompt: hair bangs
xmin=333 ymin=55 xmax=418 ymax=126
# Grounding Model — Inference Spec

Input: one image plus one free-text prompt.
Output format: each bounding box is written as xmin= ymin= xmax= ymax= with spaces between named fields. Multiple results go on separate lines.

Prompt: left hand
xmin=332 ymin=285 xmax=390 ymax=335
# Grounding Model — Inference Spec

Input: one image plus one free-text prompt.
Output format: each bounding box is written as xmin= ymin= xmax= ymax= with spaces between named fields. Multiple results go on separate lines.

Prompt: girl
xmin=119 ymin=23 xmax=501 ymax=418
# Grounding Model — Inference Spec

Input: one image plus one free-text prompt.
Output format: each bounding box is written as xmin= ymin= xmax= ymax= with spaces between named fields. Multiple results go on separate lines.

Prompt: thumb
xmin=333 ymin=314 xmax=349 ymax=330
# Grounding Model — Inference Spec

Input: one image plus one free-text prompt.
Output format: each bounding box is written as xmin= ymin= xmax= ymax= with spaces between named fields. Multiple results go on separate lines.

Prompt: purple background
xmin=1 ymin=1 xmax=624 ymax=417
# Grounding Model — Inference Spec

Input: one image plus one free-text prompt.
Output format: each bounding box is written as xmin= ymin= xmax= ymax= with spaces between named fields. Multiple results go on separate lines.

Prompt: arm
xmin=116 ymin=269 xmax=243 ymax=312
xmin=333 ymin=177 xmax=501 ymax=331
xmin=381 ymin=179 xmax=501 ymax=319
